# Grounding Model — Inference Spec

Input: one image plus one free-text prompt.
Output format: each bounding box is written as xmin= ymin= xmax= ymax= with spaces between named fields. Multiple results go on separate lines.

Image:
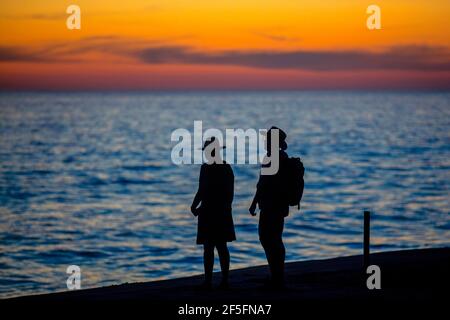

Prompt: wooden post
xmin=363 ymin=210 xmax=370 ymax=269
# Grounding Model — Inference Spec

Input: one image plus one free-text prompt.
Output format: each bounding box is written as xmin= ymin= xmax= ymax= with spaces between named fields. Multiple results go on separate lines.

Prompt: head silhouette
xmin=202 ymin=137 xmax=225 ymax=164
xmin=265 ymin=126 xmax=287 ymax=155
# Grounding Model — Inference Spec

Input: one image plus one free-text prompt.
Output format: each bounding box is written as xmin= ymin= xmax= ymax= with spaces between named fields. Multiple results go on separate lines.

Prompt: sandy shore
xmin=5 ymin=247 xmax=449 ymax=303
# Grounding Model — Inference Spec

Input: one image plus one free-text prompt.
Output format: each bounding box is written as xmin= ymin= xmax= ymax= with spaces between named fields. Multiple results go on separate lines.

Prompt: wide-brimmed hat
xmin=262 ymin=126 xmax=287 ymax=150
xmin=262 ymin=126 xmax=287 ymax=140
xmin=201 ymin=137 xmax=226 ymax=150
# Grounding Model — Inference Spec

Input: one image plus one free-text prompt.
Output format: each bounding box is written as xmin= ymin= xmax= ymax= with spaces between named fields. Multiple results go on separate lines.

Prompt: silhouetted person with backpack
xmin=191 ymin=137 xmax=235 ymax=289
xmin=249 ymin=127 xmax=304 ymax=288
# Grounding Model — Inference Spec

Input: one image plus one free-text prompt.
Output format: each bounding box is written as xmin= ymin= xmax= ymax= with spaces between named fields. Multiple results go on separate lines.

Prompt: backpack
xmin=284 ymin=157 xmax=305 ymax=209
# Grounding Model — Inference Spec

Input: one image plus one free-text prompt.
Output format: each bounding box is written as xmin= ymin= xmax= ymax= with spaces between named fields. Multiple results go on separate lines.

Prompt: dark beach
xmin=6 ymin=247 xmax=449 ymax=304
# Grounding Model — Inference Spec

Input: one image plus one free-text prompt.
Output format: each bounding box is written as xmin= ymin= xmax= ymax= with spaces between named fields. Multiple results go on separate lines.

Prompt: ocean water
xmin=0 ymin=91 xmax=449 ymax=298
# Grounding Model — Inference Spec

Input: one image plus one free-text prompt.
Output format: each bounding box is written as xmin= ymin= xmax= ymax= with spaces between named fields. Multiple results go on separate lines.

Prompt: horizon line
xmin=1 ymin=88 xmax=450 ymax=94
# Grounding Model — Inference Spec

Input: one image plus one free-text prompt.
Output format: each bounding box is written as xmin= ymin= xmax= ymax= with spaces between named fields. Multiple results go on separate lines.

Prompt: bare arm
xmin=249 ymin=177 xmax=261 ymax=216
xmin=191 ymin=190 xmax=202 ymax=214
xmin=227 ymin=165 xmax=234 ymax=205
xmin=191 ymin=166 xmax=205 ymax=216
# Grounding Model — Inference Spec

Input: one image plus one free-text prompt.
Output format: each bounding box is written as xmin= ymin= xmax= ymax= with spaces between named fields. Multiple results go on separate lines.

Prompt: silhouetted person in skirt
xmin=250 ymin=127 xmax=289 ymax=288
xmin=191 ymin=137 xmax=235 ymax=289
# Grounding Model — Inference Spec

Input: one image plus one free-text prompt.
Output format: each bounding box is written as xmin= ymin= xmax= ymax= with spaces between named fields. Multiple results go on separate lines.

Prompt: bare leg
xmin=216 ymin=242 xmax=230 ymax=286
xmin=203 ymin=243 xmax=214 ymax=286
xmin=259 ymin=215 xmax=285 ymax=288
xmin=271 ymin=238 xmax=285 ymax=286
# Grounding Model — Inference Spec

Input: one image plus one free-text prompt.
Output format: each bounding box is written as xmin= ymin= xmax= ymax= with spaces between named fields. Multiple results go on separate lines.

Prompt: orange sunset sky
xmin=0 ymin=0 xmax=449 ymax=90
